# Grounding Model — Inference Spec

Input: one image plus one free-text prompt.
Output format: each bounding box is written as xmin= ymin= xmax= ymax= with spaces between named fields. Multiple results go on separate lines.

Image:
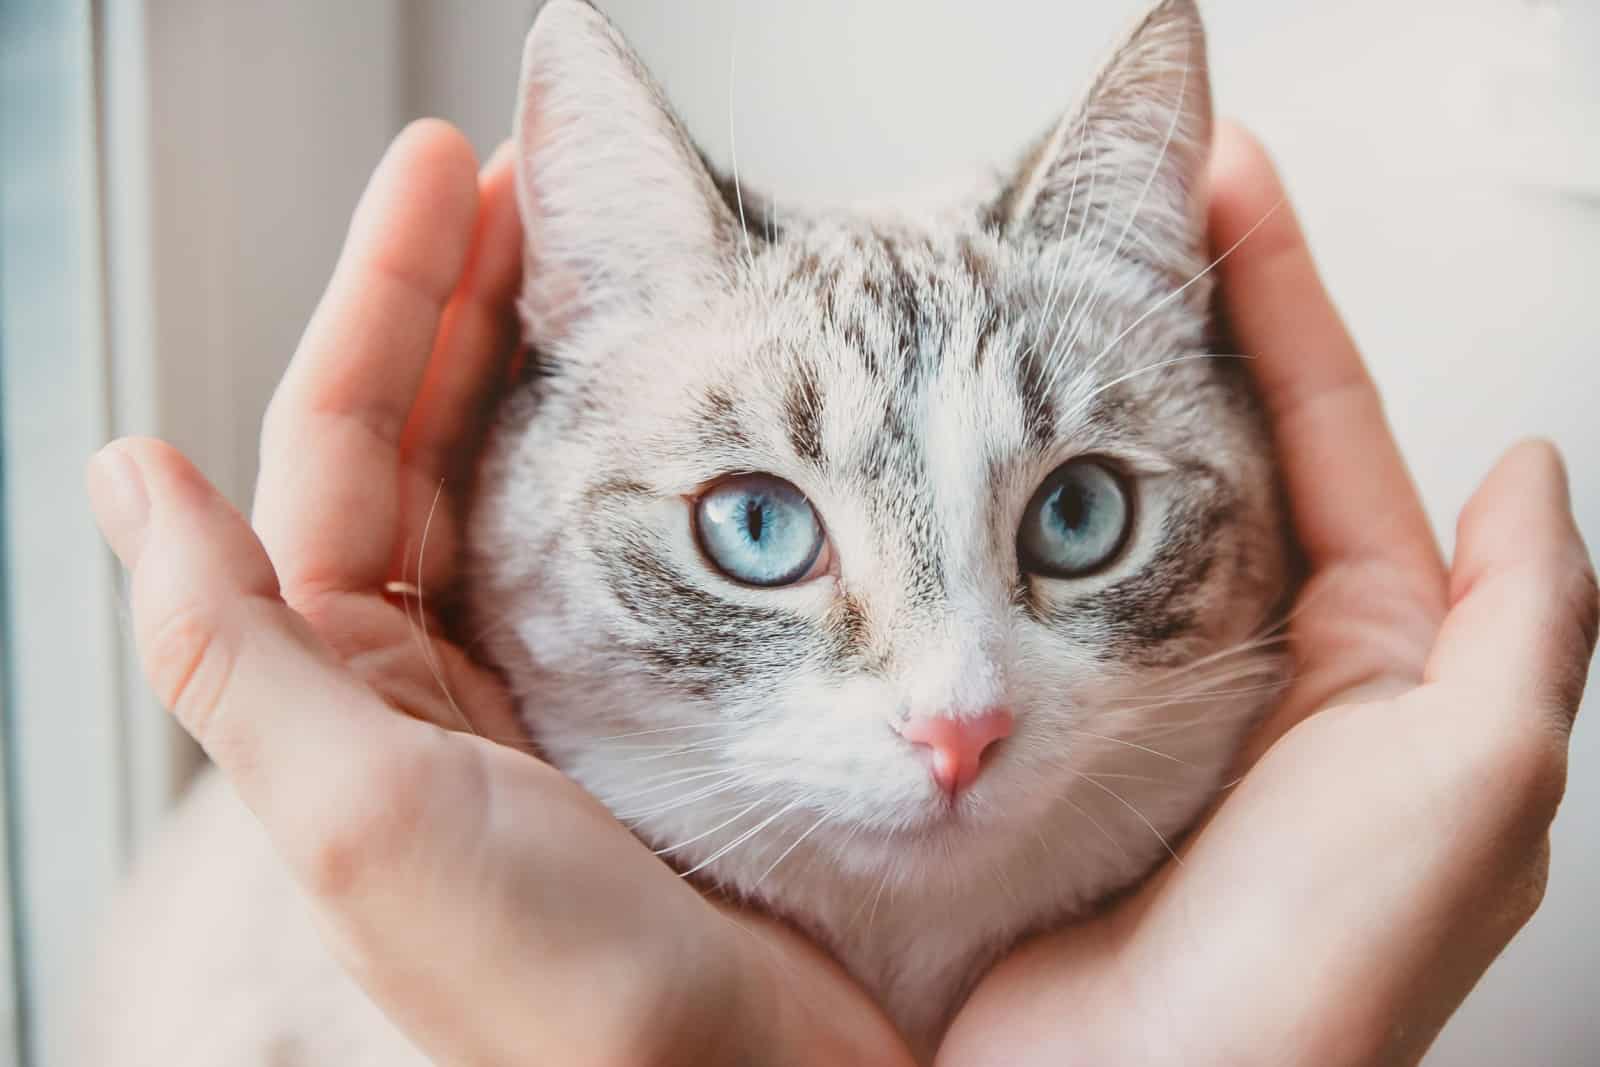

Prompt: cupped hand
xmin=88 ymin=120 xmax=911 ymax=1067
xmin=937 ymin=124 xmax=1600 ymax=1067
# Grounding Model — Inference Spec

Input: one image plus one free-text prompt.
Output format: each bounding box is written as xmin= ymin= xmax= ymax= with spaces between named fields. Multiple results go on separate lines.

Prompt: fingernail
xmin=87 ymin=443 xmax=150 ymax=566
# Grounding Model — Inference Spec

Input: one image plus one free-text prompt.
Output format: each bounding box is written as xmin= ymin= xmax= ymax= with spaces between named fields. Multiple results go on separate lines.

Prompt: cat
xmin=84 ymin=0 xmax=1290 ymax=1063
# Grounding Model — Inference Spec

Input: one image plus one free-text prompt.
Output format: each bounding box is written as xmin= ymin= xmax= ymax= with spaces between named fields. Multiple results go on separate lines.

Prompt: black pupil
xmin=744 ymin=496 xmax=767 ymax=542
xmin=1053 ymin=478 xmax=1088 ymax=532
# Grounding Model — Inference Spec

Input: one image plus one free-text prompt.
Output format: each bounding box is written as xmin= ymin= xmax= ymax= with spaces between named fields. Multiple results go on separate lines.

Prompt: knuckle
xmin=1572 ymin=561 xmax=1600 ymax=660
xmin=1468 ymin=719 xmax=1569 ymax=829
xmin=304 ymin=819 xmax=375 ymax=901
xmin=302 ymin=745 xmax=435 ymax=900
xmin=1499 ymin=835 xmax=1553 ymax=936
xmin=1519 ymin=839 xmax=1553 ymax=919
xmin=1531 ymin=556 xmax=1600 ymax=723
xmin=1557 ymin=562 xmax=1600 ymax=718
xmin=145 ymin=603 xmax=234 ymax=741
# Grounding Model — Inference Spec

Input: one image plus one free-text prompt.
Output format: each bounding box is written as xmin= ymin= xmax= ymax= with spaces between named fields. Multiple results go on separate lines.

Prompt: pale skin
xmin=87 ymin=118 xmax=1597 ymax=1066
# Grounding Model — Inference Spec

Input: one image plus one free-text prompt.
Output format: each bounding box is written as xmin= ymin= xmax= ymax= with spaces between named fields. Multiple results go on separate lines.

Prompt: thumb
xmin=86 ymin=438 xmax=431 ymax=864
xmin=1427 ymin=440 xmax=1598 ymax=731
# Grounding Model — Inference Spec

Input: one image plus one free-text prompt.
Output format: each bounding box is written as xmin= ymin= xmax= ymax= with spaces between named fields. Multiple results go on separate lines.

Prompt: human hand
xmin=937 ymin=123 xmax=1599 ymax=1067
xmin=88 ymin=120 xmax=912 ymax=1067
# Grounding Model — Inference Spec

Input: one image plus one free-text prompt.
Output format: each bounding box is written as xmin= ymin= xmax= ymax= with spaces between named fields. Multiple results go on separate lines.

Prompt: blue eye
xmin=694 ymin=474 xmax=825 ymax=587
xmin=1017 ymin=459 xmax=1131 ymax=578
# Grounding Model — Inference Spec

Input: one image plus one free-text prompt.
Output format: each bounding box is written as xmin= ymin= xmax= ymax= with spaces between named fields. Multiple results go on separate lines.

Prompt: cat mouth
xmin=889 ymin=783 xmax=1012 ymax=837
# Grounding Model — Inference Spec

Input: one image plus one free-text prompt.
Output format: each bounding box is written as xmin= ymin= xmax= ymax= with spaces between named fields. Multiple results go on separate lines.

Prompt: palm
xmin=260 ymin=463 xmax=521 ymax=745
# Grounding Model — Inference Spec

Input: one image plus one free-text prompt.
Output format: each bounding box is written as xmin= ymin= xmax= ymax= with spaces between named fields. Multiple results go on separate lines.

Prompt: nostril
xmin=897 ymin=708 xmax=1014 ymax=795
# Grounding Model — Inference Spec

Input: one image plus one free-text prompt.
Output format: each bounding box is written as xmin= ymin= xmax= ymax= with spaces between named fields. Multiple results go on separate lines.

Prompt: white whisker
xmin=1074 ymin=196 xmax=1286 ymax=379
xmin=1062 ymin=32 xmax=1193 ymax=384
xmin=680 ymin=799 xmax=803 ymax=878
xmin=1064 ymin=728 xmax=1193 ymax=766
xmin=726 ymin=3 xmax=755 ymax=269
xmin=602 ymin=766 xmax=745 ymax=808
xmin=614 ymin=780 xmax=753 ymax=824
xmin=750 ymin=807 xmax=835 ymax=891
xmin=591 ymin=721 xmax=756 ymax=744
xmin=864 ymin=863 xmax=894 ymax=939
xmin=1032 ymin=108 xmax=1097 ymax=338
xmin=613 ymin=736 xmax=755 ymax=765
xmin=1066 ymin=353 xmax=1252 ymax=423
xmin=1059 ymin=792 xmax=1131 ymax=861
xmin=654 ymin=798 xmax=767 ymax=857
xmin=392 ymin=480 xmax=480 ymax=739
xmin=1039 ymin=149 xmax=1124 ymax=394
xmin=1069 ymin=768 xmax=1184 ymax=867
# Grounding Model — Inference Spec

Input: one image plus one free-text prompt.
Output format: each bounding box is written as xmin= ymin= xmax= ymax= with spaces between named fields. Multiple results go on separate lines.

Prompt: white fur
xmin=86 ymin=3 xmax=1288 ymax=1064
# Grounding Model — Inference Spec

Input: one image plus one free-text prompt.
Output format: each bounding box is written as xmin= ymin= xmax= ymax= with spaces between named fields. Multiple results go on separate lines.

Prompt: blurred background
xmin=1 ymin=0 xmax=1594 ymax=1064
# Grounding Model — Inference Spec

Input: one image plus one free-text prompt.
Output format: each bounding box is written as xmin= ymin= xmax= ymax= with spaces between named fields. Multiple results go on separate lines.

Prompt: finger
xmin=88 ymin=438 xmax=433 ymax=846
xmin=1209 ymin=123 xmax=1446 ymax=598
xmin=256 ymin=119 xmax=480 ymax=598
xmin=1428 ymin=440 xmax=1599 ymax=729
xmin=393 ymin=141 xmax=524 ymax=590
xmin=402 ymin=139 xmax=522 ymax=493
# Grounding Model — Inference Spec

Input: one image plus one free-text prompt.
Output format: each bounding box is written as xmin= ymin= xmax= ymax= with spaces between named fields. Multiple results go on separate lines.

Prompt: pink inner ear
xmin=509 ymin=0 xmax=741 ymax=353
xmin=518 ymin=263 xmax=584 ymax=348
xmin=999 ymin=0 xmax=1212 ymax=265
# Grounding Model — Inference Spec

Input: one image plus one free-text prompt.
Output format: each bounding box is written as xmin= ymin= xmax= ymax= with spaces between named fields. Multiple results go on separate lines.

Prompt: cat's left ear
xmin=992 ymin=0 xmax=1212 ymax=280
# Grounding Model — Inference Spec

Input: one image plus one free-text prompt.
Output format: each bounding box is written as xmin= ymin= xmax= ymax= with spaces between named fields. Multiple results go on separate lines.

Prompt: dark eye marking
xmin=827 ymin=592 xmax=874 ymax=664
xmin=784 ymin=364 xmax=826 ymax=465
xmin=584 ymin=477 xmax=653 ymax=505
xmin=1014 ymin=342 xmax=1058 ymax=448
xmin=695 ymin=387 xmax=752 ymax=450
xmin=787 ymin=250 xmax=825 ymax=286
xmin=971 ymin=307 xmax=1003 ymax=373
xmin=875 ymin=232 xmax=931 ymax=390
xmin=604 ymin=533 xmax=814 ymax=699
xmin=959 ymin=235 xmax=996 ymax=291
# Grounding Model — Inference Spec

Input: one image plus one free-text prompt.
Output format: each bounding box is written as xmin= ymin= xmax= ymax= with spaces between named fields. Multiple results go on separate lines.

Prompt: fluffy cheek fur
xmin=462 ymin=0 xmax=1290 ymax=1054
xmin=464 ymin=284 xmax=1289 ymax=1051
xmin=470 ymin=408 xmax=1283 ymax=909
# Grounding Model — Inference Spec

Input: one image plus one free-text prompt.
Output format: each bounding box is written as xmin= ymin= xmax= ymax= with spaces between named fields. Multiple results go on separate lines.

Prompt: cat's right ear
xmin=513 ymin=0 xmax=741 ymax=349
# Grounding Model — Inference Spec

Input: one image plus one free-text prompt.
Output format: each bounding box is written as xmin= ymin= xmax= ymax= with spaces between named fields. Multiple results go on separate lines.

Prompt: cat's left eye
xmin=694 ymin=474 xmax=827 ymax=587
xmin=1017 ymin=458 xmax=1132 ymax=578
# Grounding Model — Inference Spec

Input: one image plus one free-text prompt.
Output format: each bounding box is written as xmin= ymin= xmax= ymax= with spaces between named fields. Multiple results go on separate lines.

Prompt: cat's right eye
xmin=694 ymin=474 xmax=827 ymax=587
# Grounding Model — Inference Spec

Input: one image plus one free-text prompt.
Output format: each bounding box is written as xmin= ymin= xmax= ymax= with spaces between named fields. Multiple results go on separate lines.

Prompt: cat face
xmin=467 ymin=0 xmax=1288 ymax=928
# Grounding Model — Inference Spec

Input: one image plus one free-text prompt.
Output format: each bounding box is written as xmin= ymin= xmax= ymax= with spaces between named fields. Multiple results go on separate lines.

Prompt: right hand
xmin=88 ymin=119 xmax=913 ymax=1067
xmin=938 ymin=124 xmax=1598 ymax=1067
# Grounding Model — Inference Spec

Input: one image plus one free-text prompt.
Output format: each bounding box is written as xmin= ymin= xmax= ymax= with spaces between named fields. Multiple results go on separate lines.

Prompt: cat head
xmin=468 ymin=0 xmax=1289 ymax=914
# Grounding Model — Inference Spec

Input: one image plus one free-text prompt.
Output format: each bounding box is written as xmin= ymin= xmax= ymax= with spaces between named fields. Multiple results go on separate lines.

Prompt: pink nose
xmin=897 ymin=708 xmax=1014 ymax=795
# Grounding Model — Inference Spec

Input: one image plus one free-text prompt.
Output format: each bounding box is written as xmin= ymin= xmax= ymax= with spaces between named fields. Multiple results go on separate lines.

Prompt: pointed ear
xmin=513 ymin=0 xmax=742 ymax=349
xmin=994 ymin=0 xmax=1213 ymax=280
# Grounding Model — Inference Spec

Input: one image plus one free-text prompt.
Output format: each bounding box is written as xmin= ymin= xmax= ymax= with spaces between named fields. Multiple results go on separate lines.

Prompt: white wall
xmin=142 ymin=0 xmax=406 ymax=508
xmin=8 ymin=5 xmax=410 ymax=1063
xmin=108 ymin=1 xmax=1599 ymax=1064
